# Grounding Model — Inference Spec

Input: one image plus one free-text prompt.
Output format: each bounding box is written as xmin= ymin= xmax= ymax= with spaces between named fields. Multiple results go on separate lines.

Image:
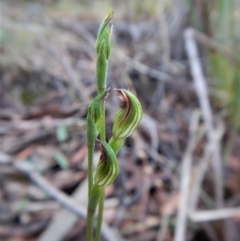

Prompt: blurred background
xmin=0 ymin=0 xmax=240 ymax=241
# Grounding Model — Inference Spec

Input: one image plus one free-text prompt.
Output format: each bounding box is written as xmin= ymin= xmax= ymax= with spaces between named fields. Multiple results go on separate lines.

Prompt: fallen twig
xmin=189 ymin=208 xmax=240 ymax=222
xmin=173 ymin=110 xmax=203 ymax=241
xmin=188 ymin=120 xmax=225 ymax=217
xmin=0 ymin=152 xmax=122 ymax=241
xmin=184 ymin=27 xmax=240 ymax=225
xmin=184 ymin=28 xmax=224 ymax=208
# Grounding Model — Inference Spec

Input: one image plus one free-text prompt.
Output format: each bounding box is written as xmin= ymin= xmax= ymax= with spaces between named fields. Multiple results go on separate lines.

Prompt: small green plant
xmin=86 ymin=12 xmax=142 ymax=241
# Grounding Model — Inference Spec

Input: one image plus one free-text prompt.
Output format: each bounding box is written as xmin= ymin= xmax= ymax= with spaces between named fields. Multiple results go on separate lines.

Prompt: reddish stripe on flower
xmin=115 ymin=89 xmax=131 ymax=127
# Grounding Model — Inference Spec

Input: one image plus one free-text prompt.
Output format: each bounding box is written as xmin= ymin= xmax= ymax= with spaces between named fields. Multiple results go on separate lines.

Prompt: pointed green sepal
xmin=87 ymin=114 xmax=98 ymax=148
xmin=94 ymin=140 xmax=119 ymax=187
xmin=87 ymin=88 xmax=110 ymax=132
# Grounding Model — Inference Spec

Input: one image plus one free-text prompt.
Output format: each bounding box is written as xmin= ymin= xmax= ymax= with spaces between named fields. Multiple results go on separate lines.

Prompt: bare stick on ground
xmin=0 ymin=152 xmax=122 ymax=241
xmin=184 ymin=28 xmax=224 ymax=208
xmin=173 ymin=110 xmax=203 ymax=241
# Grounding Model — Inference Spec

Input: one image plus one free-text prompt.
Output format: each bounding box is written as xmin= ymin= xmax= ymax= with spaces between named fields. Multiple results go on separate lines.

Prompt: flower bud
xmin=94 ymin=140 xmax=119 ymax=187
xmin=95 ymin=11 xmax=113 ymax=60
xmin=96 ymin=43 xmax=108 ymax=93
xmin=112 ymin=89 xmax=142 ymax=139
xmin=95 ymin=12 xmax=113 ymax=93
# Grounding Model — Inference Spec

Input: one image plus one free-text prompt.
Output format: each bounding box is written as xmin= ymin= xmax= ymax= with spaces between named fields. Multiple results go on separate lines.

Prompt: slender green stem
xmin=86 ymin=208 xmax=94 ymax=241
xmin=88 ymin=147 xmax=94 ymax=197
xmin=95 ymin=105 xmax=106 ymax=241
xmin=87 ymin=136 xmax=95 ymax=241
xmin=87 ymin=113 xmax=97 ymax=197
xmin=95 ymin=189 xmax=105 ymax=241
xmin=87 ymin=185 xmax=103 ymax=241
xmin=86 ymin=113 xmax=97 ymax=241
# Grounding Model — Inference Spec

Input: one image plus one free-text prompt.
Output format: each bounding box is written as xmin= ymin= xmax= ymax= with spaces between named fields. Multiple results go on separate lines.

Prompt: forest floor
xmin=0 ymin=1 xmax=240 ymax=241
